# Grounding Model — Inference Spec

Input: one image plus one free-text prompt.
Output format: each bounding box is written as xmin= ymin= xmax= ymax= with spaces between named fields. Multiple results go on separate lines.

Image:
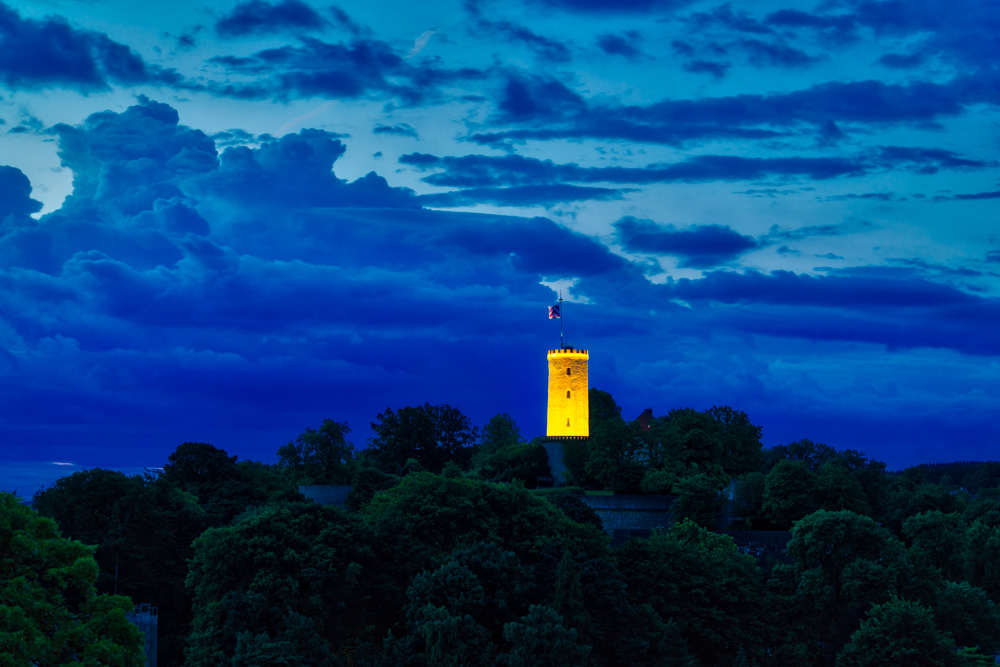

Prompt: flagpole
xmin=559 ymin=292 xmax=564 ymax=349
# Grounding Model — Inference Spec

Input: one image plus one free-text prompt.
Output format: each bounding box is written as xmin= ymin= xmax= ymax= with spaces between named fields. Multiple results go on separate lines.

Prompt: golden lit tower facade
xmin=547 ymin=346 xmax=589 ymax=438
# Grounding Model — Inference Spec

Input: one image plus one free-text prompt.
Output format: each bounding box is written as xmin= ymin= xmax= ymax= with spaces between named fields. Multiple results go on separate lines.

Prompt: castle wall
xmin=578 ymin=494 xmax=675 ymax=533
xmin=299 ymin=485 xmax=351 ymax=507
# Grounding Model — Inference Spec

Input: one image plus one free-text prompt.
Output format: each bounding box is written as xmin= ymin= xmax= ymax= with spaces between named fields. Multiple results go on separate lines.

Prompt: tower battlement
xmin=547 ymin=348 xmax=589 ymax=357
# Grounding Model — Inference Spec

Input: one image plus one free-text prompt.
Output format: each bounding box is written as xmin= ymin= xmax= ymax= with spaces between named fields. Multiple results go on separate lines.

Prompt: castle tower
xmin=547 ymin=346 xmax=589 ymax=438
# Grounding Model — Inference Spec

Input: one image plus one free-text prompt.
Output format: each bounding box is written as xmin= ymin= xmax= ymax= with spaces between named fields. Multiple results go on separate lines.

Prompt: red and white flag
xmin=549 ymin=304 xmax=561 ymax=319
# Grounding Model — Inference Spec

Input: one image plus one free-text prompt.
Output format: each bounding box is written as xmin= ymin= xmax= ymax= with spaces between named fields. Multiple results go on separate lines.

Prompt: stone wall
xmin=579 ymin=494 xmax=675 ymax=534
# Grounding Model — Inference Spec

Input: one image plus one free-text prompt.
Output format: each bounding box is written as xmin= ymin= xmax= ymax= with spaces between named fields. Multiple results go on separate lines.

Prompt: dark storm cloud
xmin=496 ymin=74 xmax=587 ymax=121
xmin=418 ymin=184 xmax=626 ymax=208
xmin=0 ymin=99 xmax=649 ymax=460
xmin=680 ymin=5 xmax=823 ymax=69
xmin=400 ymin=152 xmax=867 ymax=188
xmin=765 ymin=0 xmax=999 ymax=70
xmin=764 ymin=220 xmax=873 ymax=242
xmin=682 ymin=59 xmax=730 ymax=79
xmin=529 ymin=0 xmax=696 ymax=11
xmin=686 ymin=3 xmax=772 ymax=34
xmin=373 ymin=123 xmax=418 ymax=138
xmin=875 ymin=146 xmax=991 ymax=173
xmin=210 ymin=128 xmax=282 ymax=148
xmin=820 ymin=192 xmax=900 ymax=202
xmin=596 ymin=32 xmax=645 ymax=60
xmin=878 ymin=52 xmax=928 ymax=69
xmin=473 ymin=75 xmax=997 ymax=147
xmin=476 ymin=20 xmax=572 ymax=62
xmin=208 ymin=37 xmax=485 ymax=104
xmin=664 ymin=269 xmax=1000 ymax=356
xmin=669 ymin=269 xmax=976 ymax=309
xmin=328 ymin=5 xmax=369 ymax=36
xmin=0 ymin=2 xmax=181 ymax=91
xmin=763 ymin=8 xmax=858 ymax=43
xmin=615 ymin=218 xmax=758 ymax=268
xmin=738 ymin=39 xmax=820 ymax=67
xmin=933 ymin=190 xmax=1000 ymax=202
xmin=215 ymin=0 xmax=328 ymax=37
xmin=887 ymin=258 xmax=984 ymax=279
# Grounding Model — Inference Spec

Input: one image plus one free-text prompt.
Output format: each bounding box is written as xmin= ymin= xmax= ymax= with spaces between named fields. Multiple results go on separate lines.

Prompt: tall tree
xmin=707 ymin=405 xmax=763 ymax=478
xmin=162 ymin=441 xmax=263 ymax=523
xmin=615 ymin=520 xmax=765 ymax=666
xmin=33 ymin=469 xmax=206 ymax=666
xmin=762 ymin=459 xmax=819 ymax=527
xmin=367 ymin=403 xmax=478 ymax=473
xmin=836 ymin=599 xmax=962 ymax=667
xmin=185 ymin=503 xmax=388 ymax=666
xmin=277 ymin=418 xmax=354 ymax=484
xmin=0 ymin=492 xmax=144 ymax=666
xmin=781 ymin=510 xmax=915 ymax=658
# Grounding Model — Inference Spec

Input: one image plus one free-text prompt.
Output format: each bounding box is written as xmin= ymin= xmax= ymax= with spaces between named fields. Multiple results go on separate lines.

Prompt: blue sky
xmin=1 ymin=0 xmax=998 ymax=496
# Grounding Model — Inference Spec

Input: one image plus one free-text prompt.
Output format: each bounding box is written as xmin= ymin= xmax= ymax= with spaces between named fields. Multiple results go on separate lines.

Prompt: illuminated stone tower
xmin=547 ymin=346 xmax=589 ymax=438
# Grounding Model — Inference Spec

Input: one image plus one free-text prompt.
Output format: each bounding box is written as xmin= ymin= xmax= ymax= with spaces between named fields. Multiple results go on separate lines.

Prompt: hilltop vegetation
xmin=7 ymin=390 xmax=1000 ymax=666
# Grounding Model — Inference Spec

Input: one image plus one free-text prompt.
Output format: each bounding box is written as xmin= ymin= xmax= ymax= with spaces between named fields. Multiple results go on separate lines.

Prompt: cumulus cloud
xmin=0 ymin=166 xmax=42 ymax=221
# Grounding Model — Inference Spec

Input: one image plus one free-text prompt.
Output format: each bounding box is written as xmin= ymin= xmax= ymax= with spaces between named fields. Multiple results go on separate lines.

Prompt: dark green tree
xmin=782 ymin=510 xmax=915 ymax=658
xmin=615 ymin=520 xmax=765 ymax=666
xmin=162 ymin=441 xmax=264 ymax=523
xmin=707 ymin=405 xmax=763 ymax=478
xmin=836 ymin=599 xmax=961 ymax=667
xmin=0 ymin=492 xmax=144 ymax=666
xmin=816 ymin=459 xmax=872 ymax=516
xmin=185 ymin=503 xmax=390 ymax=666
xmin=585 ymin=415 xmax=643 ymax=493
xmin=934 ymin=581 xmax=1000 ymax=654
xmin=762 ymin=459 xmax=818 ymax=527
xmin=367 ymin=404 xmax=478 ymax=474
xmin=361 ymin=473 xmax=607 ymax=560
xmin=763 ymin=439 xmax=839 ymax=471
xmin=902 ymin=510 xmax=970 ymax=582
xmin=32 ymin=469 xmax=206 ymax=665
xmin=499 ymin=605 xmax=591 ymax=667
xmin=672 ymin=472 xmax=728 ymax=529
xmin=475 ymin=414 xmax=523 ymax=467
xmin=542 ymin=490 xmax=603 ymax=530
xmin=473 ymin=417 xmax=549 ymax=485
xmin=345 ymin=465 xmax=400 ymax=511
xmin=277 ymin=418 xmax=354 ymax=484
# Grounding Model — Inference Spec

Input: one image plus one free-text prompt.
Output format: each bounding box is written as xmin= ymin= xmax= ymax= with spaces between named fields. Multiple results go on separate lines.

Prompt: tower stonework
xmin=546 ymin=347 xmax=589 ymax=438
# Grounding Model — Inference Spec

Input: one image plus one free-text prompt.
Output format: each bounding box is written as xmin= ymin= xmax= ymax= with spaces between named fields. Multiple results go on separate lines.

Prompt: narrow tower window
xmin=567 ymin=368 xmax=571 ymax=376
xmin=566 ymin=390 xmax=571 ymax=398
xmin=567 ymin=418 xmax=570 ymax=427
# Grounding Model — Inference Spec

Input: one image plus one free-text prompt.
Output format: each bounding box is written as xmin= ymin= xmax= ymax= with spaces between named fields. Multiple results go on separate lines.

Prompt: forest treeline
xmin=5 ymin=390 xmax=1000 ymax=666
